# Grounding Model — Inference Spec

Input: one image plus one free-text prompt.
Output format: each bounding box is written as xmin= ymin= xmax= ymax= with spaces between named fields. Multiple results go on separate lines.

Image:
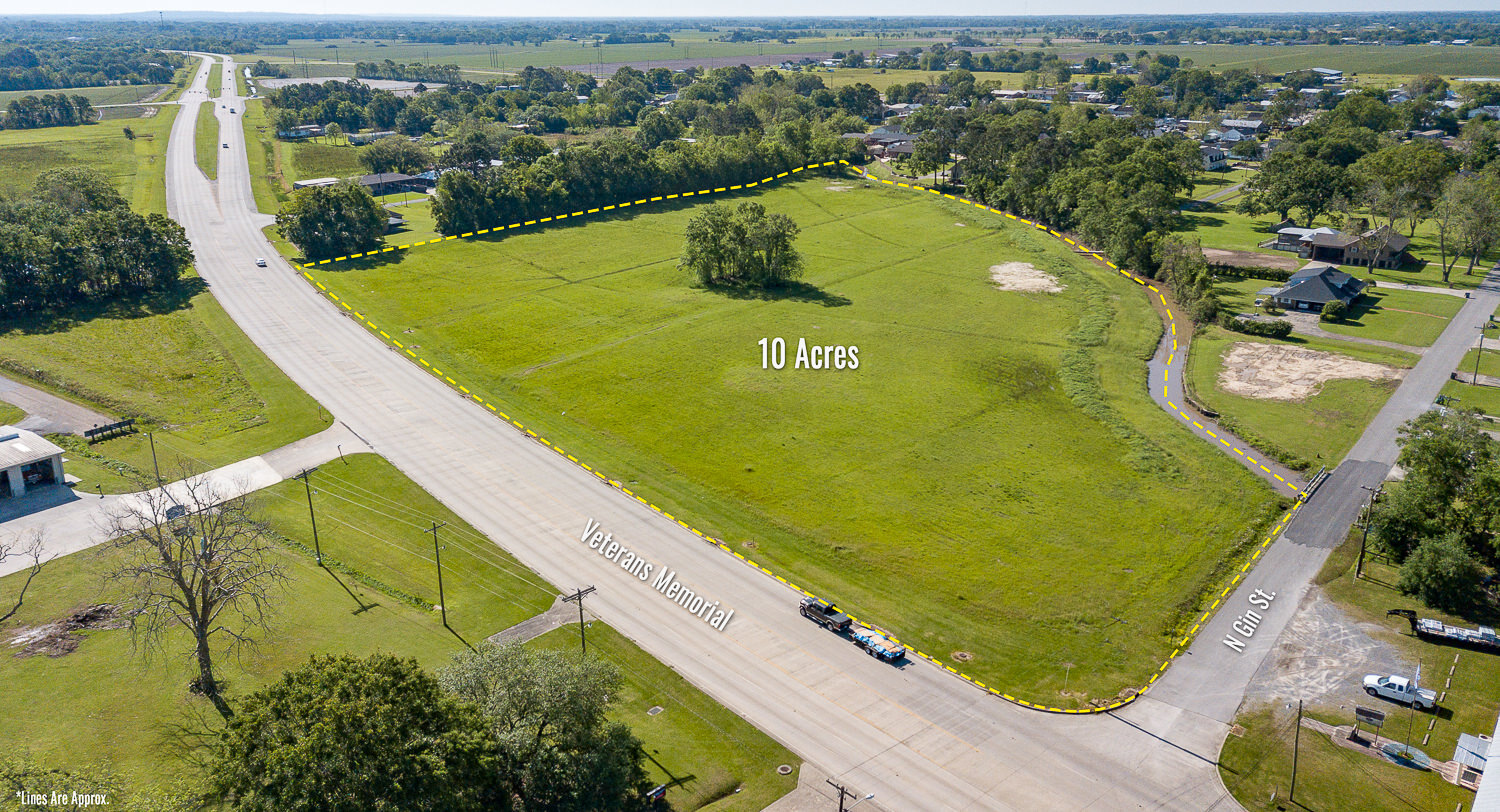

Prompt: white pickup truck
xmin=1363 ymin=674 xmax=1437 ymax=710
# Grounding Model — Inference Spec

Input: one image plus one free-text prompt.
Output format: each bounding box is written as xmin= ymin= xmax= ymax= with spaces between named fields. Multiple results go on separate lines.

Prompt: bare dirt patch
xmin=1244 ymin=589 xmax=1410 ymax=709
xmin=1218 ymin=342 xmax=1402 ymax=401
xmin=824 ymin=183 xmax=853 ymax=192
xmin=1202 ymin=247 xmax=1302 ymax=271
xmin=7 ymin=604 xmax=129 ymax=658
xmin=989 ymin=262 xmax=1063 ymax=293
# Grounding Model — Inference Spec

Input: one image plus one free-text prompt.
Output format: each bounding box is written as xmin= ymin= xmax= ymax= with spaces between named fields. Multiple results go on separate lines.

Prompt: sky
xmin=24 ymin=1 xmax=1500 ymax=17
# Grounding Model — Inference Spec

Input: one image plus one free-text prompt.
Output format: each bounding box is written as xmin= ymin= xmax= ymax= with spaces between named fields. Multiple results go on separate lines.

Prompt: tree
xmin=1451 ymin=170 xmax=1500 ymax=277
xmin=439 ymin=643 xmax=656 ymax=812
xmin=211 ymin=654 xmax=500 ymax=812
xmin=0 ymin=529 xmax=45 ymax=625
xmin=358 ymin=137 xmax=433 ymax=175
xmin=105 ymin=473 xmax=287 ymax=720
xmin=501 ymin=134 xmax=551 ymax=165
xmin=1320 ymin=299 xmax=1347 ymax=322
xmin=1353 ymin=142 xmax=1456 ymax=236
xmin=33 ymin=166 xmax=126 ymax=214
xmin=1154 ymin=234 xmax=1218 ymax=322
xmin=1399 ymin=533 xmax=1483 ymax=613
xmin=323 ymin=121 xmax=343 ymax=144
xmin=680 ymin=202 xmax=802 ymax=289
xmin=1237 ymin=151 xmax=1351 ymax=226
xmin=276 ymin=182 xmax=385 ymax=261
xmin=634 ymin=108 xmax=682 ymax=150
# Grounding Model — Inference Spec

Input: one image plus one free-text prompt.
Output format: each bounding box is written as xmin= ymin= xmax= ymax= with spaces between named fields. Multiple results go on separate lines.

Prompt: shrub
xmin=1320 ymin=299 xmax=1347 ymax=322
xmin=1219 ymin=313 xmax=1293 ymax=339
xmin=1398 ymin=533 xmax=1483 ymax=613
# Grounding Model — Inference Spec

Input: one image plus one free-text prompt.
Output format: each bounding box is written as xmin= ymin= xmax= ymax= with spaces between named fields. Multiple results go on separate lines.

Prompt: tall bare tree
xmin=105 ymin=473 xmax=286 ymax=720
xmin=0 ymin=529 xmax=47 ymax=625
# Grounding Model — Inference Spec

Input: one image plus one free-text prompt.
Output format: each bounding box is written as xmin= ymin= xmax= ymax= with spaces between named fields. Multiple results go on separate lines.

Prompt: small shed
xmin=0 ymin=426 xmax=65 ymax=498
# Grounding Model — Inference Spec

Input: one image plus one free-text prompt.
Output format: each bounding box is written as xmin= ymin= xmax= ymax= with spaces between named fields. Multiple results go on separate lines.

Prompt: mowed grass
xmin=0 ymin=453 xmax=796 ymax=807
xmin=1214 ymin=277 xmax=1463 ymax=348
xmin=1185 ymin=326 xmax=1416 ymax=470
xmin=0 ymin=105 xmax=177 ymax=216
xmin=1222 ymin=530 xmax=1500 ymax=811
xmin=0 ymin=84 xmax=170 ymax=107
xmin=194 ymin=102 xmax=218 ymax=180
xmin=0 ymin=274 xmax=330 ymax=492
xmin=302 ymin=176 xmax=1283 ymax=704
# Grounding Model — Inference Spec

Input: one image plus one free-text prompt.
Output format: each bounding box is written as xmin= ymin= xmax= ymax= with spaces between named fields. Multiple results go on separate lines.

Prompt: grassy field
xmin=0 ymin=84 xmax=171 ymax=108
xmin=286 ymin=138 xmax=365 ymax=182
xmin=242 ymin=98 xmax=288 ymax=212
xmin=194 ymin=102 xmax=218 ymax=180
xmin=1221 ymin=529 xmax=1500 ymax=811
xmin=1180 ymin=202 xmax=1500 ymax=291
xmin=1185 ymin=325 xmax=1416 ymax=470
xmin=0 ymin=272 xmax=331 ymax=492
xmin=0 ymin=106 xmax=177 ymax=216
xmin=254 ymin=30 xmax=946 ymax=74
xmin=0 ymin=453 xmax=797 ymax=809
xmin=295 ymin=174 xmax=1286 ymax=705
xmin=1188 ymin=166 xmax=1255 ymax=203
xmin=1042 ymin=43 xmax=1500 ymax=76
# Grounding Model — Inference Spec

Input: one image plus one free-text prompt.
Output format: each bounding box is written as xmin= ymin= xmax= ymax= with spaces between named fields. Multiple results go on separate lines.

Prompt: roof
xmin=0 ymin=427 xmax=64 ymax=469
xmin=1311 ymin=67 xmax=1344 ymax=75
xmin=1456 ymin=733 xmax=1490 ymax=772
xmin=1221 ymin=118 xmax=1262 ymax=129
xmin=1308 ymin=231 xmax=1360 ymax=248
xmin=1478 ymin=713 xmax=1500 ymax=810
xmin=1273 ymin=262 xmax=1367 ymax=305
xmin=358 ymin=173 xmax=415 ymax=185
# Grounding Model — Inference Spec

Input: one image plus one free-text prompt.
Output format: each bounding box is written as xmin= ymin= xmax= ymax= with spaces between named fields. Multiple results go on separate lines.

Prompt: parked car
xmin=799 ymin=596 xmax=851 ymax=632
xmin=1363 ymin=674 xmax=1437 ymax=710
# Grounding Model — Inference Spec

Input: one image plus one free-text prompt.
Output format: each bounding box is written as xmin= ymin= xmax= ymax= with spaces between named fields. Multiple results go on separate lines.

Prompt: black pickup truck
xmin=800 ymin=596 xmax=852 ymax=632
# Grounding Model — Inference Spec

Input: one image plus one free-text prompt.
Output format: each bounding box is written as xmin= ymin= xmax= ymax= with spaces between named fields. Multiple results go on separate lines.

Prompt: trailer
xmin=850 ymin=626 xmax=906 ymax=663
xmin=1388 ymin=609 xmax=1500 ymax=654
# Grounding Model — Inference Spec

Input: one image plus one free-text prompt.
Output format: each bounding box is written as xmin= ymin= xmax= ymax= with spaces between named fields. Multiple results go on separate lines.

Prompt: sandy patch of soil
xmin=990 ymin=262 xmax=1064 ymax=293
xmin=825 ymin=183 xmax=852 ymax=191
xmin=1218 ymin=342 xmax=1401 ymax=401
xmin=1201 ymin=247 xmax=1302 ymax=271
xmin=7 ymin=604 xmax=129 ymax=658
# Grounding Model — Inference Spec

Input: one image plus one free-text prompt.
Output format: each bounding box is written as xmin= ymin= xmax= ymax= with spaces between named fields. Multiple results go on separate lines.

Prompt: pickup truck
xmin=799 ymin=596 xmax=851 ymax=632
xmin=1363 ymin=674 xmax=1437 ymax=710
xmin=851 ymin=626 xmax=906 ymax=663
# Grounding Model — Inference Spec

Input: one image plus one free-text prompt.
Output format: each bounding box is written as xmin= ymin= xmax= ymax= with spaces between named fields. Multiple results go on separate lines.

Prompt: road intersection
xmin=146 ymin=51 xmax=1500 ymax=809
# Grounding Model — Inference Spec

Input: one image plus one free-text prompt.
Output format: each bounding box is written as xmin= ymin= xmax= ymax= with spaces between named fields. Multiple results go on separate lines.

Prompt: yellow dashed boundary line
xmin=297 ymin=159 xmax=1309 ymax=715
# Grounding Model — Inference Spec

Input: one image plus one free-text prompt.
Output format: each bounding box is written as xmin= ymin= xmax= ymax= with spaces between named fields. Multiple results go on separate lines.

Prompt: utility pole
xmin=561 ymin=586 xmax=596 ymax=655
xmin=429 ymin=522 xmax=448 ymax=627
xmin=1356 ymin=483 xmax=1382 ymax=579
xmin=147 ymin=432 xmax=162 ymax=484
xmin=293 ymin=467 xmax=323 ymax=565
xmin=824 ymin=780 xmax=873 ymax=812
xmin=1289 ymin=699 xmax=1303 ymax=804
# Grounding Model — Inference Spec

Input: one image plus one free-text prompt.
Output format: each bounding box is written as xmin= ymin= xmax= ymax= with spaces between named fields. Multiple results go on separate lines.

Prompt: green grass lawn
xmin=0 ymin=453 xmax=796 ymax=808
xmin=0 ymin=401 xmax=23 ymax=425
xmin=194 ymin=102 xmax=218 ymax=181
xmin=530 ymin=624 xmax=797 ymax=811
xmin=0 ymin=106 xmax=177 ymax=216
xmin=1186 ymin=326 xmax=1416 ymax=471
xmin=285 ymin=138 xmax=365 ymax=182
xmin=1221 ymin=530 xmax=1500 ymax=811
xmin=0 ymin=274 xmax=331 ymax=493
xmin=296 ymin=174 xmax=1285 ymax=706
xmin=1188 ymin=166 xmax=1254 ymax=203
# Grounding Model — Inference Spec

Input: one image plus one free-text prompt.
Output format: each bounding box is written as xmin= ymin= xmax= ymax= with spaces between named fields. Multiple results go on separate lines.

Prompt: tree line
xmin=0 ymin=92 xmax=96 ymax=129
xmin=355 ymin=59 xmax=462 ymax=85
xmin=0 ymin=41 xmax=183 ymax=92
xmin=0 ymin=168 xmax=193 ymax=314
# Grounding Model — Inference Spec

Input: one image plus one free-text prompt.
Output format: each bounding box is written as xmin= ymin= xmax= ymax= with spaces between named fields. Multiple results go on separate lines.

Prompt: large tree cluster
xmin=0 ymin=167 xmax=192 ymax=314
xmin=275 ymin=182 xmax=387 ymax=261
xmin=1 ymin=92 xmax=95 ymax=129
xmin=681 ymin=201 xmax=803 ymax=289
xmin=1371 ymin=410 xmax=1500 ymax=613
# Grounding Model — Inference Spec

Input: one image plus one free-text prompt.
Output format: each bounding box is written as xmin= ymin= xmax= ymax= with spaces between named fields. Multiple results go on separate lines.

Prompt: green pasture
xmin=0 ymin=453 xmax=795 ymax=809
xmin=1185 ymin=326 xmax=1415 ymax=470
xmin=298 ymin=174 xmax=1285 ymax=705
xmin=0 ymin=105 xmax=176 ymax=216
xmin=0 ymin=84 xmax=170 ymax=108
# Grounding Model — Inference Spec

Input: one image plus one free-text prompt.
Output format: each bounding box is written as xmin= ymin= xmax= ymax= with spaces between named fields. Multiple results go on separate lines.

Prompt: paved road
xmin=175 ymin=52 xmax=1260 ymax=810
xmin=1130 ymin=264 xmax=1500 ymax=759
xmin=0 ymin=375 xmax=113 ymax=435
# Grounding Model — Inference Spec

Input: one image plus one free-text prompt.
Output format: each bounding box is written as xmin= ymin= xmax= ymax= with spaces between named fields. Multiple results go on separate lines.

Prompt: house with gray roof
xmin=1265 ymin=262 xmax=1368 ymax=311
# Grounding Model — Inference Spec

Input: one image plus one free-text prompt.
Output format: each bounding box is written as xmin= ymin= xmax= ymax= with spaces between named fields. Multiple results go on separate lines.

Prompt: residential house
xmin=356 ymin=173 xmax=426 ymax=196
xmin=1469 ymin=105 xmax=1500 ymax=120
xmin=1270 ymin=225 xmax=1411 ymax=268
xmin=277 ymin=123 xmax=325 ymax=139
xmin=1310 ymin=67 xmax=1344 ymax=82
xmin=990 ymin=89 xmax=1028 ymax=101
xmin=1200 ymin=144 xmax=1228 ymax=170
xmin=1266 ymin=262 xmax=1368 ymax=311
xmin=1220 ymin=118 xmax=1265 ymax=136
xmin=346 ymin=130 xmax=398 ymax=146
xmin=1025 ymin=87 xmax=1058 ymax=101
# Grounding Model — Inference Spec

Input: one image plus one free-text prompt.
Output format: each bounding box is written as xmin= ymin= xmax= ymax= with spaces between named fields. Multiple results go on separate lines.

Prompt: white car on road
xmin=1363 ymin=674 xmax=1437 ymax=709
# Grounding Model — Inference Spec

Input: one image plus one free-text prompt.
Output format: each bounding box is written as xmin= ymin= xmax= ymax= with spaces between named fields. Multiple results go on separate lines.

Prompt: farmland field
xmin=0 ymin=83 xmax=170 ymax=107
xmin=299 ymin=174 xmax=1285 ymax=705
xmin=0 ymin=105 xmax=177 ymax=216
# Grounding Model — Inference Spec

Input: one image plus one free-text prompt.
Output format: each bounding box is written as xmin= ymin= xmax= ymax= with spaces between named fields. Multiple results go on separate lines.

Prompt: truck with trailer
xmin=800 ymin=596 xmax=852 ymax=632
xmin=1388 ymin=609 xmax=1500 ymax=654
xmin=850 ymin=626 xmax=906 ymax=663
